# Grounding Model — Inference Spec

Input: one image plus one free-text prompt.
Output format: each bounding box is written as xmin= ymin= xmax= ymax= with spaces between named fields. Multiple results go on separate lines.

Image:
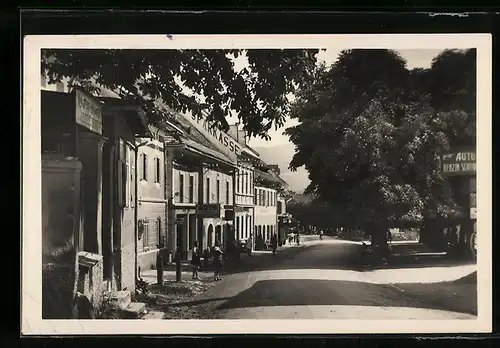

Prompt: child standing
xmin=191 ymin=241 xmax=201 ymax=280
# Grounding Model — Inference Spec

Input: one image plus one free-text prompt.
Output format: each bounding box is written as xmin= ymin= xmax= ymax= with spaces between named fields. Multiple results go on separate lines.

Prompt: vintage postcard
xmin=22 ymin=33 xmax=492 ymax=334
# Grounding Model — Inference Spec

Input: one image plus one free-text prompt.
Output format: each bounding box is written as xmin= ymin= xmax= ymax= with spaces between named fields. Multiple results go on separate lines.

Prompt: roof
xmin=151 ymin=99 xmax=236 ymax=165
xmin=182 ymin=137 xmax=235 ymax=167
xmin=254 ymin=168 xmax=284 ymax=186
xmin=97 ymin=96 xmax=150 ymax=137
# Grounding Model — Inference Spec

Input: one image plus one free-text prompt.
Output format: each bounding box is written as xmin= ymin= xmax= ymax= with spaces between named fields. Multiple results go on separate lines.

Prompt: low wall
xmin=77 ymin=252 xmax=106 ymax=311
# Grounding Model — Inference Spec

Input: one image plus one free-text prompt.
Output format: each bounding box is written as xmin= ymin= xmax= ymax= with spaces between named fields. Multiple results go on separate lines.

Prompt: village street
xmin=140 ymin=235 xmax=477 ymax=320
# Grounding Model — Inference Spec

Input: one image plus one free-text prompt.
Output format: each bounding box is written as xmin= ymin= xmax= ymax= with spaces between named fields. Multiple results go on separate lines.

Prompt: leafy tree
xmin=420 ymin=49 xmax=477 ymax=251
xmin=286 ymin=49 xmax=465 ymax=248
xmin=41 ymin=49 xmax=320 ymax=139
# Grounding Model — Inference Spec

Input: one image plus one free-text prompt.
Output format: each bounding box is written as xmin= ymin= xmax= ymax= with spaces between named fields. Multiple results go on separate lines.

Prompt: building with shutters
xmin=40 ymin=79 xmax=151 ymax=315
xmin=227 ymin=124 xmax=260 ymax=249
xmin=136 ymin=125 xmax=171 ymax=272
xmin=253 ymin=164 xmax=288 ymax=250
xmin=157 ymin=108 xmax=236 ymax=261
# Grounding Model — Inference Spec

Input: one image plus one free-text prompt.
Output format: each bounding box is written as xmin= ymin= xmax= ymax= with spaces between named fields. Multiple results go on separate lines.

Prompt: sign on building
xmin=178 ymin=111 xmax=241 ymax=162
xmin=196 ymin=203 xmax=221 ymax=218
xmin=441 ymin=148 xmax=476 ymax=176
xmin=470 ymin=207 xmax=477 ymax=220
xmin=74 ymin=88 xmax=102 ymax=135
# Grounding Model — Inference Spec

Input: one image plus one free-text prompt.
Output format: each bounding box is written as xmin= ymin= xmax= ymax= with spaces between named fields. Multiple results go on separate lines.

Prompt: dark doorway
xmin=215 ymin=225 xmax=222 ymax=245
xmin=207 ymin=224 xmax=214 ymax=248
xmin=176 ymin=217 xmax=186 ymax=260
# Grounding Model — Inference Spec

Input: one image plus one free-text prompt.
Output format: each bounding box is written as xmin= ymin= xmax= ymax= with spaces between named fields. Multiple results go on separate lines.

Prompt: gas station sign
xmin=441 ymin=148 xmax=476 ymax=176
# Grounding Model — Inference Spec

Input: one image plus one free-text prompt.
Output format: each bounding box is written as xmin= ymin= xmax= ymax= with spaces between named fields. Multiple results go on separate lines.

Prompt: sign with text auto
xmin=74 ymin=88 xmax=102 ymax=135
xmin=441 ymin=148 xmax=476 ymax=176
xmin=179 ymin=111 xmax=241 ymax=163
xmin=196 ymin=203 xmax=221 ymax=218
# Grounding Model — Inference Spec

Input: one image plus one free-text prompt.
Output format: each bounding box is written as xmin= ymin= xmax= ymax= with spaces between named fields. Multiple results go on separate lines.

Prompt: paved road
xmin=176 ymin=236 xmax=477 ymax=319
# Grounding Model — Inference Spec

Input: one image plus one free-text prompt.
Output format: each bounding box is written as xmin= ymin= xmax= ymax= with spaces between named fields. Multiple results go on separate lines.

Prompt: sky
xmin=236 ymin=48 xmax=446 ymax=148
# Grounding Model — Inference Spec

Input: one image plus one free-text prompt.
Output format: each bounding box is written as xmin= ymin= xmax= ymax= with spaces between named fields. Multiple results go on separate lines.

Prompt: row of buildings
xmin=40 ymin=77 xmax=290 ymax=318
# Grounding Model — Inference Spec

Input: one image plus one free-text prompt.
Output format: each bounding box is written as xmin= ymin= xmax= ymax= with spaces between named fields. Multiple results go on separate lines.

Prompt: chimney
xmin=237 ymin=130 xmax=247 ymax=147
xmin=228 ymin=124 xmax=239 ymax=139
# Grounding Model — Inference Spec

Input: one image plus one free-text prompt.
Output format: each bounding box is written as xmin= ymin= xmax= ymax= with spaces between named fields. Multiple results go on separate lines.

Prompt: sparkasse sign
xmin=179 ymin=111 xmax=241 ymax=162
xmin=441 ymin=148 xmax=476 ymax=176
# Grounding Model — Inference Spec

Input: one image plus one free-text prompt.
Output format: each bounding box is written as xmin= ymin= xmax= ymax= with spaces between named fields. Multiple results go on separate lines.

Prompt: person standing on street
xmin=212 ymin=240 xmax=223 ymax=281
xmin=271 ymin=234 xmax=278 ymax=256
xmin=296 ymin=232 xmax=300 ymax=246
xmin=319 ymin=230 xmax=324 ymax=241
xmin=191 ymin=241 xmax=201 ymax=280
xmin=247 ymin=233 xmax=253 ymax=257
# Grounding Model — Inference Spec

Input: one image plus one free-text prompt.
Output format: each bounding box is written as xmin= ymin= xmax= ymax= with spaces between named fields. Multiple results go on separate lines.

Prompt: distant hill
xmin=252 ymin=143 xmax=310 ymax=193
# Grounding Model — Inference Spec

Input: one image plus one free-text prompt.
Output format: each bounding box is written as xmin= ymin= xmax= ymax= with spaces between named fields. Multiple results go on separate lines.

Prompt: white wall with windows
xmin=235 ymin=165 xmax=254 ymax=206
xmin=136 ymin=134 xmax=167 ymax=257
xmin=202 ymin=168 xmax=233 ymax=206
xmin=172 ymin=166 xmax=199 ymax=206
xmin=254 ymin=185 xmax=278 ymax=242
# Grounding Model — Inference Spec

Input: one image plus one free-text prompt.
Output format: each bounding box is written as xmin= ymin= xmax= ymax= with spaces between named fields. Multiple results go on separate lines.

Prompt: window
xmin=240 ymin=171 xmax=243 ymax=194
xmin=246 ymin=216 xmax=250 ymax=239
xmin=157 ymin=217 xmax=163 ymax=247
xmin=277 ymin=201 xmax=283 ymax=215
xmin=141 ymin=153 xmax=148 ymax=181
xmin=154 ymin=157 xmax=161 ymax=183
xmin=189 ymin=176 xmax=194 ymax=203
xmin=255 ymin=188 xmax=258 ymax=205
xmin=236 ymin=170 xmax=240 ymax=193
xmin=179 ymin=173 xmax=184 ymax=203
xmin=130 ymin=148 xmax=135 ymax=208
xmin=267 ymin=191 xmax=270 ymax=206
xmin=236 ymin=216 xmax=240 ymax=240
xmin=216 ymin=179 xmax=220 ymax=203
xmin=226 ymin=181 xmax=230 ymax=204
xmin=142 ymin=220 xmax=150 ymax=250
xmin=206 ymin=178 xmax=210 ymax=203
xmin=246 ymin=171 xmax=250 ymax=194
xmin=249 ymin=172 xmax=253 ymax=192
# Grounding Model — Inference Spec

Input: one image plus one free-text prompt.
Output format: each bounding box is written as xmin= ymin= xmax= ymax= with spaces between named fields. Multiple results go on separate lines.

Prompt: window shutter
xmin=157 ymin=217 xmax=162 ymax=246
xmin=117 ymin=159 xmax=124 ymax=207
xmin=130 ymin=164 xmax=135 ymax=208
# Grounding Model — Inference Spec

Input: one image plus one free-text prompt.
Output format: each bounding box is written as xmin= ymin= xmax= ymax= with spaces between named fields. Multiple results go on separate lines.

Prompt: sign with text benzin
xmin=75 ymin=89 xmax=102 ymax=135
xmin=196 ymin=203 xmax=221 ymax=218
xmin=441 ymin=149 xmax=476 ymax=176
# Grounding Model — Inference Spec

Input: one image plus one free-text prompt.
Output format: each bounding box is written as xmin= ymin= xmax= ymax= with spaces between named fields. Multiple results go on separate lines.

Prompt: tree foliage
xmin=41 ymin=49 xmax=320 ymax=139
xmin=286 ymin=49 xmax=475 ymax=242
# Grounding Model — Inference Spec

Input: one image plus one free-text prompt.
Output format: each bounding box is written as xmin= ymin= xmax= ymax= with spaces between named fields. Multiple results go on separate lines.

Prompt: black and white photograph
xmin=22 ymin=34 xmax=491 ymax=334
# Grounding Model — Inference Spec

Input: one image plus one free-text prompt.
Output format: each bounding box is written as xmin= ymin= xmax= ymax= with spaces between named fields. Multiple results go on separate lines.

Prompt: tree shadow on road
xmin=214 ymin=278 xmax=477 ymax=316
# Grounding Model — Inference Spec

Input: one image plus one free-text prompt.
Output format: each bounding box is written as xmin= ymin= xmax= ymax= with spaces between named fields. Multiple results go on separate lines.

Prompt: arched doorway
xmin=215 ymin=225 xmax=222 ymax=246
xmin=207 ymin=224 xmax=214 ymax=248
